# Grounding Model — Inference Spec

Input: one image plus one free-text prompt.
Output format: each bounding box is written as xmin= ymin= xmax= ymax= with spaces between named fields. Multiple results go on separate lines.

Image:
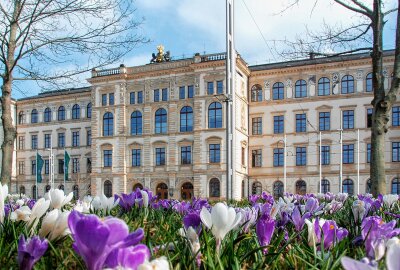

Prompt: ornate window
xmin=295 ymin=79 xmax=307 ymax=98
xmin=19 ymin=185 xmax=25 ymax=195
xmin=208 ymin=102 xmax=222 ymax=128
xmin=155 ymin=108 xmax=167 ymax=134
xmin=87 ymin=103 xmax=92 ymax=118
xmin=18 ymin=111 xmax=25 ymax=124
xmin=181 ymin=182 xmax=193 ymax=200
xmin=342 ymin=179 xmax=354 ymax=195
xmin=104 ymin=180 xmax=112 ymax=198
xmin=320 ymin=179 xmax=330 ymax=193
xmin=341 ymin=75 xmax=354 ymax=94
xmin=58 ymin=106 xmax=65 ymax=121
xmin=31 ymin=109 xmax=38 ymax=123
xmin=272 ymin=82 xmax=284 ymax=100
xmin=72 ymin=104 xmax=80 ymax=119
xmin=366 ymin=73 xmax=373 ymax=92
xmin=103 ymin=112 xmax=114 ymax=136
xmin=251 ymin=84 xmax=263 ymax=102
xmin=273 ymin=181 xmax=284 ymax=199
xmin=252 ymin=181 xmax=262 ymax=195
xmin=295 ymin=180 xmax=307 ymax=195
xmin=44 ymin=107 xmax=52 ymax=122
xmin=180 ymin=106 xmax=193 ymax=132
xmin=209 ymin=178 xmax=220 ymax=197
xmin=318 ymin=77 xmax=330 ymax=96
xmin=156 ymin=183 xmax=168 ymax=199
xmin=73 ymin=185 xmax=79 ymax=200
xmin=391 ymin=178 xmax=400 ymax=195
xmin=131 ymin=111 xmax=143 ymax=135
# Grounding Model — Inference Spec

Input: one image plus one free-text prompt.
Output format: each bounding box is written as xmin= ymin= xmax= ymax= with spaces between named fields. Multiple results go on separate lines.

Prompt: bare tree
xmin=0 ymin=0 xmax=148 ymax=185
xmin=279 ymin=0 xmax=399 ymax=196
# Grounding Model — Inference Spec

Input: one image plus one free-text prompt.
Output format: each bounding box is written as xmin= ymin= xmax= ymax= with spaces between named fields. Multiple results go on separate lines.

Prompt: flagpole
xmin=319 ymin=131 xmax=322 ymax=193
xmin=35 ymin=150 xmax=38 ymax=199
xmin=64 ymin=149 xmax=66 ymax=189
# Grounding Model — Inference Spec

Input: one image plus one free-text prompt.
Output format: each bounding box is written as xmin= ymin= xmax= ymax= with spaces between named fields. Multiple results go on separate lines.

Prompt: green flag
xmin=64 ymin=150 xmax=70 ymax=181
xmin=36 ymin=152 xmax=44 ymax=183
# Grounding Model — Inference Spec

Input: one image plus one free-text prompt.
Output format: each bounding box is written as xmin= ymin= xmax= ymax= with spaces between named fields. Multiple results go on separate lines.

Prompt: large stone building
xmin=4 ymin=50 xmax=400 ymax=200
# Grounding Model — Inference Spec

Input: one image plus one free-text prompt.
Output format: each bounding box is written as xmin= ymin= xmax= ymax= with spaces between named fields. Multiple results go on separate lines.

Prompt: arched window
xmin=44 ymin=107 xmax=52 ymax=122
xmin=320 ymin=179 xmax=330 ymax=193
xmin=73 ymin=185 xmax=79 ymax=200
xmin=208 ymin=102 xmax=222 ymax=128
xmin=391 ymin=178 xmax=400 ymax=195
xmin=155 ymin=108 xmax=167 ymax=134
xmin=133 ymin=183 xmax=143 ymax=191
xmin=272 ymin=82 xmax=284 ymax=100
xmin=31 ymin=109 xmax=38 ymax=123
xmin=295 ymin=180 xmax=307 ymax=195
xmin=341 ymin=75 xmax=354 ymax=94
xmin=273 ymin=181 xmax=284 ymax=199
xmin=104 ymin=180 xmax=112 ymax=198
xmin=366 ymin=73 xmax=373 ymax=92
xmin=58 ymin=106 xmax=65 ymax=121
xmin=59 ymin=184 xmax=64 ymax=191
xmin=180 ymin=106 xmax=193 ymax=132
xmin=103 ymin=112 xmax=114 ymax=136
xmin=251 ymin=84 xmax=263 ymax=102
xmin=72 ymin=104 xmax=80 ymax=119
xmin=131 ymin=111 xmax=143 ymax=135
xmin=181 ymin=182 xmax=194 ymax=200
xmin=318 ymin=77 xmax=330 ymax=96
xmin=156 ymin=183 xmax=168 ymax=200
xmin=32 ymin=185 xmax=37 ymax=200
xmin=209 ymin=178 xmax=220 ymax=198
xmin=18 ymin=112 xmax=24 ymax=124
xmin=87 ymin=103 xmax=92 ymax=118
xmin=366 ymin=179 xmax=372 ymax=193
xmin=342 ymin=179 xmax=354 ymax=195
xmin=295 ymin=79 xmax=307 ymax=98
xmin=45 ymin=185 xmax=51 ymax=193
xmin=252 ymin=181 xmax=262 ymax=195
xmin=19 ymin=185 xmax=25 ymax=195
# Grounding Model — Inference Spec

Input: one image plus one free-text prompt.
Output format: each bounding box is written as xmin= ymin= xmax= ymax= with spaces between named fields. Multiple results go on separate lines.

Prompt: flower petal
xmin=200 ymin=207 xmax=212 ymax=229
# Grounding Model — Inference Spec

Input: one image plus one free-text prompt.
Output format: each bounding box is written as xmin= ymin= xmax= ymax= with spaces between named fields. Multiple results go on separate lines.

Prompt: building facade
xmin=5 ymin=50 xmax=400 ymax=199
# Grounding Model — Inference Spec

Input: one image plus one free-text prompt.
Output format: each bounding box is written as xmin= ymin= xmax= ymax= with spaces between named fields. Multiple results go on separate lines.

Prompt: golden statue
xmin=150 ymin=45 xmax=171 ymax=63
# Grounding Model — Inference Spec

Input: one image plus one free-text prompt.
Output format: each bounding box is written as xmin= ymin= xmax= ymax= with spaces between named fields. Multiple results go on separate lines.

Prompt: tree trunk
xmin=370 ymin=0 xmax=387 ymax=196
xmin=1 ymin=78 xmax=16 ymax=185
xmin=0 ymin=0 xmax=20 ymax=185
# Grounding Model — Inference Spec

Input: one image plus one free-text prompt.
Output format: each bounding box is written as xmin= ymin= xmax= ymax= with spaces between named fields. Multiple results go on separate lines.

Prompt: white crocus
xmin=140 ymin=190 xmax=149 ymax=208
xmin=10 ymin=206 xmax=32 ymax=222
xmin=383 ymin=194 xmax=399 ymax=209
xmin=138 ymin=257 xmax=170 ymax=270
xmin=91 ymin=194 xmax=119 ymax=212
xmin=179 ymin=226 xmax=201 ymax=256
xmin=39 ymin=209 xmax=70 ymax=240
xmin=16 ymin=199 xmax=25 ymax=206
xmin=0 ymin=184 xmax=9 ymax=223
xmin=48 ymin=189 xmax=73 ymax=209
xmin=200 ymin=202 xmax=242 ymax=251
xmin=74 ymin=200 xmax=91 ymax=213
xmin=352 ymin=200 xmax=366 ymax=223
xmin=305 ymin=218 xmax=325 ymax=249
xmin=27 ymin=198 xmax=50 ymax=231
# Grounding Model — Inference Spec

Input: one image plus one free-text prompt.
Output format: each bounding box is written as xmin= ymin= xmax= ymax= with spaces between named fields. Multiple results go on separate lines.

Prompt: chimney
xmin=309 ymin=52 xmax=316 ymax=60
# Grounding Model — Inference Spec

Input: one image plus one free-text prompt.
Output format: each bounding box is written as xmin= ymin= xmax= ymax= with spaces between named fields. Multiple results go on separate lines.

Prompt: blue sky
xmin=13 ymin=0 xmax=397 ymax=99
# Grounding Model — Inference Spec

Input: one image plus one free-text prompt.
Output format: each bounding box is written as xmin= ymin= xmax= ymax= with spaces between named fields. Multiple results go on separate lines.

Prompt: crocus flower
xmin=200 ymin=202 xmax=242 ymax=252
xmin=383 ymin=194 xmax=399 ymax=209
xmin=352 ymin=200 xmax=366 ymax=223
xmin=341 ymin=239 xmax=400 ymax=270
xmin=305 ymin=218 xmax=348 ymax=250
xmin=27 ymin=198 xmax=51 ymax=232
xmin=48 ymin=189 xmax=73 ymax=209
xmin=183 ymin=212 xmax=202 ymax=232
xmin=104 ymin=244 xmax=150 ymax=269
xmin=291 ymin=206 xmax=311 ymax=232
xmin=238 ymin=207 xmax=258 ymax=233
xmin=116 ymin=192 xmax=136 ymax=211
xmin=10 ymin=206 xmax=32 ymax=222
xmin=68 ymin=210 xmax=146 ymax=270
xmin=335 ymin=193 xmax=348 ymax=202
xmin=179 ymin=226 xmax=201 ymax=267
xmin=91 ymin=194 xmax=119 ymax=212
xmin=361 ymin=216 xmax=400 ymax=260
xmin=39 ymin=209 xmax=70 ymax=240
xmin=138 ymin=257 xmax=170 ymax=270
xmin=18 ymin=235 xmax=48 ymax=270
xmin=256 ymin=214 xmax=275 ymax=253
xmin=0 ymin=184 xmax=8 ymax=223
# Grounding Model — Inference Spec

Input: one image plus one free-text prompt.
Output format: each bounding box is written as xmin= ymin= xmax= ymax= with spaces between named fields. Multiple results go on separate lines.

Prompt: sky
xmin=13 ymin=0 xmax=397 ymax=99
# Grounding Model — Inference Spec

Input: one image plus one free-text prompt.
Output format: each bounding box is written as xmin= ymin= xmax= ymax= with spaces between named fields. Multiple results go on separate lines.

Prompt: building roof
xmin=17 ymin=86 xmax=91 ymax=101
xmin=249 ymin=50 xmax=395 ymax=71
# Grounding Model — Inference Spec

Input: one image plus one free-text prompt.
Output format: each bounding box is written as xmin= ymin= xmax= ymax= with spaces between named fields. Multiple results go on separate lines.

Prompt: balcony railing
xmin=201 ymin=53 xmax=226 ymax=62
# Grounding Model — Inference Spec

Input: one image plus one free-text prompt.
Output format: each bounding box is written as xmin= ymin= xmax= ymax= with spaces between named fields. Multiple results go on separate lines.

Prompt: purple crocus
xmin=321 ymin=220 xmax=348 ymax=249
xmin=68 ymin=210 xmax=147 ymax=270
xmin=255 ymin=215 xmax=275 ymax=253
xmin=291 ymin=206 xmax=311 ymax=232
xmin=361 ymin=216 xmax=400 ymax=260
xmin=18 ymin=235 xmax=48 ymax=270
xmin=183 ymin=212 xmax=202 ymax=232
xmin=116 ymin=192 xmax=137 ymax=212
xmin=104 ymin=245 xmax=150 ymax=269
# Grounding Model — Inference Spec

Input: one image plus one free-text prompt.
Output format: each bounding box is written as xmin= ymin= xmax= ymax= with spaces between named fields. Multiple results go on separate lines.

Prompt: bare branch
xmin=334 ymin=0 xmax=372 ymax=18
